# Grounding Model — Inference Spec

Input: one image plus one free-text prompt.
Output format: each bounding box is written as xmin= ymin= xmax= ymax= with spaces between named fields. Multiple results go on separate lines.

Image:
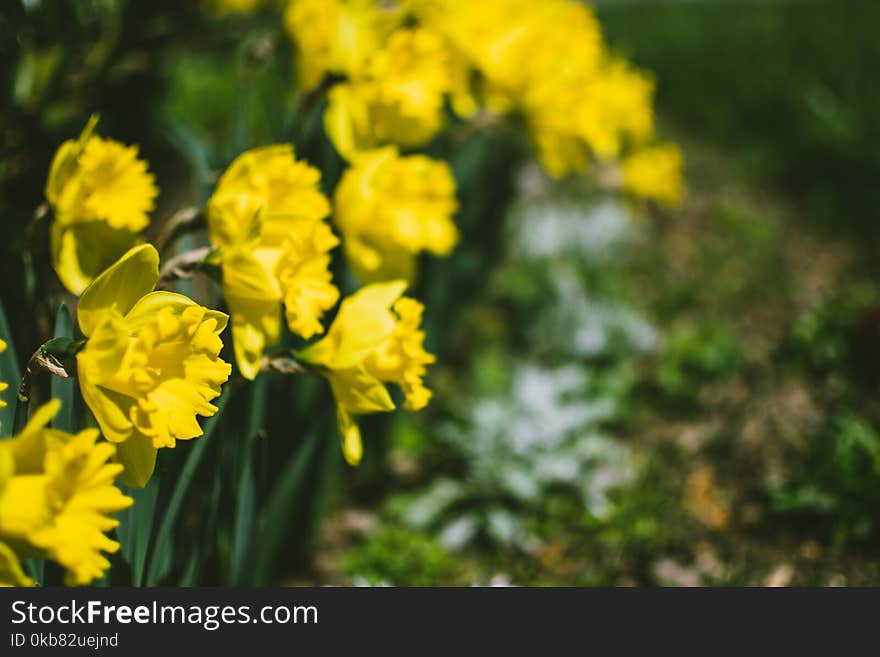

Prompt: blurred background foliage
xmin=2 ymin=0 xmax=880 ymax=585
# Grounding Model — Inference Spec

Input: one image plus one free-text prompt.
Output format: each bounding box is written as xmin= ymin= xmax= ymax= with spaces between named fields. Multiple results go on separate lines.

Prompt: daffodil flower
xmin=333 ymin=147 xmax=459 ymax=284
xmin=75 ymin=244 xmax=232 ymax=487
xmin=45 ymin=115 xmax=158 ymax=295
xmin=299 ymin=280 xmax=435 ymax=465
xmin=283 ymin=0 xmax=405 ymax=90
xmin=324 ymin=28 xmax=452 ymax=159
xmin=0 ymin=400 xmax=132 ymax=585
xmin=206 ymin=145 xmax=340 ymax=380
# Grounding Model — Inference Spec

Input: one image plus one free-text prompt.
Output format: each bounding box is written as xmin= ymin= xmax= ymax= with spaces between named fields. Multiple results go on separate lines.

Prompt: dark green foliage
xmin=773 ymin=415 xmax=880 ymax=544
xmin=600 ymin=0 xmax=880 ymax=246
xmin=653 ymin=323 xmax=743 ymax=405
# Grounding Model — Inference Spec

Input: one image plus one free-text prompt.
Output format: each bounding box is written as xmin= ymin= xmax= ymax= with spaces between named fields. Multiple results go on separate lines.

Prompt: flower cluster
xmin=284 ymin=0 xmax=684 ymax=202
xmin=3 ymin=0 xmax=684 ymax=587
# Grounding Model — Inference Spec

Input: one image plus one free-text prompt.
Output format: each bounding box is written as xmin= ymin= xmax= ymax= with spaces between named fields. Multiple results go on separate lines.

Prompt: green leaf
xmin=178 ymin=545 xmax=202 ymax=587
xmin=230 ymin=458 xmax=256 ymax=584
xmin=23 ymin=559 xmax=44 ymax=587
xmin=50 ymin=304 xmax=80 ymax=433
xmin=145 ymin=387 xmax=232 ymax=585
xmin=252 ymin=428 xmax=320 ymax=585
xmin=230 ymin=375 xmax=268 ymax=584
xmin=117 ymin=479 xmax=160 ymax=586
xmin=0 ymin=298 xmax=21 ymax=436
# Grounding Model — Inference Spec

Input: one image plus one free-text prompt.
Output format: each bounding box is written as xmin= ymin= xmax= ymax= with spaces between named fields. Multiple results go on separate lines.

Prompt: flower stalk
xmin=155 ymin=206 xmax=204 ymax=255
xmin=14 ymin=337 xmax=85 ymax=434
xmin=156 ymin=246 xmax=218 ymax=288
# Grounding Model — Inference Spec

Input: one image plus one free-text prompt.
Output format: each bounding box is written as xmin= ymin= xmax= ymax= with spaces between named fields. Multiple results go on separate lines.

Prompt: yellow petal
xmin=0 ymin=444 xmax=12 ymax=493
xmin=77 ymin=244 xmax=159 ymax=336
xmin=44 ymin=114 xmax=98 ymax=207
xmin=75 ymin=313 xmax=137 ymax=444
xmin=621 ymin=143 xmax=685 ymax=208
xmin=324 ymin=83 xmax=374 ymax=161
xmin=328 ymin=367 xmax=395 ymax=414
xmin=20 ymin=399 xmax=62 ymax=436
xmin=222 ymin=249 xmax=283 ymax=380
xmin=0 ymin=475 xmax=50 ymax=540
xmin=0 ymin=541 xmax=34 ymax=587
xmin=299 ymin=280 xmax=407 ymax=369
xmin=50 ymin=219 xmax=144 ymax=296
xmin=77 ymin=377 xmax=134 ymax=444
xmin=44 ymin=140 xmax=78 ymax=209
xmin=5 ymin=400 xmax=62 ymax=474
xmin=125 ymin=291 xmax=229 ymax=334
xmin=336 ymin=405 xmax=363 ymax=466
xmin=115 ymin=433 xmax=158 ymax=488
xmin=344 ymin=238 xmax=416 ymax=285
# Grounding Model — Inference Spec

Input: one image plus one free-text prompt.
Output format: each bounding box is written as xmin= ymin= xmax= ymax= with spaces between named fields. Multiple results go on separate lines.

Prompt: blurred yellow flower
xmin=75 ymin=245 xmax=231 ymax=487
xmin=333 ymin=147 xmax=458 ymax=283
xmin=593 ymin=59 xmax=655 ymax=151
xmin=423 ymin=0 xmax=602 ymax=98
xmin=324 ymin=27 xmax=452 ymax=158
xmin=207 ymin=145 xmax=340 ymax=380
xmin=621 ymin=144 xmax=685 ymax=208
xmin=417 ymin=0 xmax=668 ymax=179
xmin=207 ymin=144 xmax=331 ymax=247
xmin=284 ymin=0 xmax=405 ymax=90
xmin=526 ymin=59 xmax=655 ymax=178
xmin=45 ymin=115 xmax=158 ymax=295
xmin=299 ymin=281 xmax=435 ymax=465
xmin=0 ymin=400 xmax=132 ymax=585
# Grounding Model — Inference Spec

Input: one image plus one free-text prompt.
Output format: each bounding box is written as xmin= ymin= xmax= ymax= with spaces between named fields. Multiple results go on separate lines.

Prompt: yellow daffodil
xmin=621 ymin=144 xmax=685 ymax=208
xmin=298 ymin=281 xmax=435 ymax=465
xmin=422 ymin=0 xmax=601 ymax=98
xmin=206 ymin=145 xmax=340 ymax=380
xmin=45 ymin=115 xmax=158 ymax=295
xmin=523 ymin=43 xmax=653 ymax=176
xmin=0 ymin=400 xmax=132 ymax=585
xmin=75 ymin=244 xmax=231 ymax=487
xmin=283 ymin=0 xmax=405 ymax=90
xmin=333 ymin=147 xmax=458 ymax=283
xmin=324 ymin=27 xmax=452 ymax=159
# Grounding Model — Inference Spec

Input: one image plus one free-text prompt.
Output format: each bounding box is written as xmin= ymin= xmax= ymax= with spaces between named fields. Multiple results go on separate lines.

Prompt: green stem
xmin=155 ymin=207 xmax=204 ymax=255
xmin=13 ymin=390 xmax=30 ymax=435
xmin=13 ymin=338 xmax=83 ymax=434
